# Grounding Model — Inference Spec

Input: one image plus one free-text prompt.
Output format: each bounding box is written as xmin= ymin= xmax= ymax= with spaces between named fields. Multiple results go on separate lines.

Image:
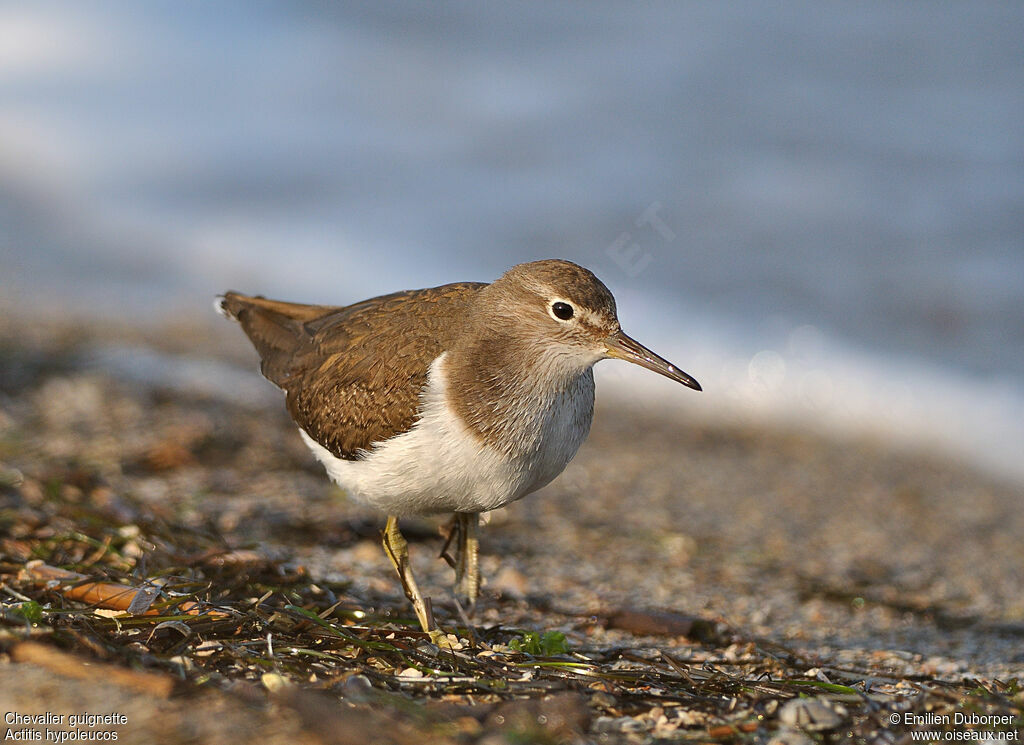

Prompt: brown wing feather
xmin=219 ymin=283 xmax=484 ymax=460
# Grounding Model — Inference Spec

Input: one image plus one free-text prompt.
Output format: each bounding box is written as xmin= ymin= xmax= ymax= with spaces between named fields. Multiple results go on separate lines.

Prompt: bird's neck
xmin=444 ymin=330 xmax=595 ymax=458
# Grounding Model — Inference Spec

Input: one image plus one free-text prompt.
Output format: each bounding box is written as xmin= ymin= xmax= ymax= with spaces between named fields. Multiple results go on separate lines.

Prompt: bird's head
xmin=485 ymin=259 xmax=701 ymax=391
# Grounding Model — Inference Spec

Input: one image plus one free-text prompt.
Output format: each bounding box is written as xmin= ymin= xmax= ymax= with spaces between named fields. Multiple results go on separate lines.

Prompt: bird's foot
xmin=427 ymin=627 xmax=454 ymax=650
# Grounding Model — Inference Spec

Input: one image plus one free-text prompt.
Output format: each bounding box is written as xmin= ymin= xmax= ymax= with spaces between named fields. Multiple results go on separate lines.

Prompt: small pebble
xmin=768 ymin=727 xmax=814 ymax=745
xmin=620 ymin=717 xmax=648 ymax=734
xmin=592 ymin=716 xmax=639 ymax=734
xmin=444 ymin=633 xmax=464 ymax=650
xmin=260 ymin=672 xmax=289 ymax=692
xmin=339 ymin=674 xmax=374 ymax=702
xmin=778 ymin=697 xmax=845 ymax=731
xmin=168 ymin=655 xmax=192 ymax=672
xmin=593 ymin=716 xmax=648 ymax=734
xmin=589 ymin=691 xmax=617 ymax=709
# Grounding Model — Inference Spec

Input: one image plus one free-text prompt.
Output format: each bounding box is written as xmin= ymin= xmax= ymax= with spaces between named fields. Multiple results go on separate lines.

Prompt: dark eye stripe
xmin=552 ymin=302 xmax=574 ymax=320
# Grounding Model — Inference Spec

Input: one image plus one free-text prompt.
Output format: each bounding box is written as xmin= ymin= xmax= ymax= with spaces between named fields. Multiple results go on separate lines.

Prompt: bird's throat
xmin=445 ymin=334 xmax=596 ymax=459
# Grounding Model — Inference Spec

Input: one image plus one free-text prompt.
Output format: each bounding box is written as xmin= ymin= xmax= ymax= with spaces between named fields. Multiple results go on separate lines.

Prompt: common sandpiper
xmin=217 ymin=259 xmax=701 ymax=639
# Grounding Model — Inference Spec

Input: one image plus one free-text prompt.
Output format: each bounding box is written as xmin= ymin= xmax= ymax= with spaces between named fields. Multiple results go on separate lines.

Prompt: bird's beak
xmin=605 ymin=330 xmax=702 ymax=391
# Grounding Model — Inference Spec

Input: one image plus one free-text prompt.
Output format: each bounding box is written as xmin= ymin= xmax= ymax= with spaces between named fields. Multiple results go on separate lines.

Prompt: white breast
xmin=299 ymin=352 xmax=593 ymax=516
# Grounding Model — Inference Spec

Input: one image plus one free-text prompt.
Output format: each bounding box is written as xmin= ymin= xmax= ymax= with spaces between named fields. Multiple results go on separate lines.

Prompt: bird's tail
xmin=215 ymin=291 xmax=330 ymax=387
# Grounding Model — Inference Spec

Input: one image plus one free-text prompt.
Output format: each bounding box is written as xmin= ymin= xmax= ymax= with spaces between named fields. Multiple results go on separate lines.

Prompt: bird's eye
xmin=551 ymin=301 xmax=574 ymax=321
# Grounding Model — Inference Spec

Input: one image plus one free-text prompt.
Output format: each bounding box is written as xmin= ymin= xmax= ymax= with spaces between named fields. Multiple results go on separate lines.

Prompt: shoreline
xmin=1 ymin=311 xmax=1022 ymax=741
xmin=3 ymin=312 xmax=1021 ymax=660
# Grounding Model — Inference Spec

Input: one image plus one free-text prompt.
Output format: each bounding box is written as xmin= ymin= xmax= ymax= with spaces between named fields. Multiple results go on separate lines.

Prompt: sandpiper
xmin=217 ymin=259 xmax=700 ymax=637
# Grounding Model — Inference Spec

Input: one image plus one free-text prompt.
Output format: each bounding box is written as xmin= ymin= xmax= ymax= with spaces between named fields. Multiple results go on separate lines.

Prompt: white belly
xmin=299 ymin=352 xmax=593 ymax=516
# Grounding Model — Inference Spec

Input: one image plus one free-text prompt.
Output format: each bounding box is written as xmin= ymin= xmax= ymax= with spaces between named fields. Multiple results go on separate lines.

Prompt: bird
xmin=217 ymin=259 xmax=700 ymax=639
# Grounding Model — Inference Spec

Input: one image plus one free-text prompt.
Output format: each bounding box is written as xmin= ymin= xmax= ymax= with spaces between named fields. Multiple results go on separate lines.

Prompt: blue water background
xmin=1 ymin=3 xmax=1022 ymax=481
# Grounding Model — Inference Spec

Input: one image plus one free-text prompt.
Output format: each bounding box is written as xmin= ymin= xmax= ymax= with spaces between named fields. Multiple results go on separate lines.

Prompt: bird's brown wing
xmin=219 ymin=282 xmax=485 ymax=459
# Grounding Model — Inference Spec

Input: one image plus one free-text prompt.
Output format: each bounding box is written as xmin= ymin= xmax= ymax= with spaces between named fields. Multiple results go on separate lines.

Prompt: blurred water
xmin=1 ymin=2 xmax=1022 ymax=482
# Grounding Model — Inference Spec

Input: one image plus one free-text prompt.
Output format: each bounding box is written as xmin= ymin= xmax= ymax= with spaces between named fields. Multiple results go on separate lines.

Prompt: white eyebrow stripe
xmin=577 ymin=307 xmax=605 ymax=327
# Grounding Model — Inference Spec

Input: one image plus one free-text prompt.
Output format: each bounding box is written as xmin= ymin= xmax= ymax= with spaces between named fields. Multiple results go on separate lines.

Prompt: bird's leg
xmin=382 ymin=515 xmax=446 ymax=643
xmin=452 ymin=512 xmax=480 ymax=608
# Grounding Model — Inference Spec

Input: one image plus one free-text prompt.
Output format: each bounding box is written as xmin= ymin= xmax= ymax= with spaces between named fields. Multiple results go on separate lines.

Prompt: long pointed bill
xmin=605 ymin=330 xmax=702 ymax=391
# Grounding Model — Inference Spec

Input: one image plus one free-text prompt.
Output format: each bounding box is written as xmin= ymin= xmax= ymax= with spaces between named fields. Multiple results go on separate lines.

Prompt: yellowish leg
xmin=453 ymin=512 xmax=480 ymax=607
xmin=382 ymin=515 xmax=448 ymax=645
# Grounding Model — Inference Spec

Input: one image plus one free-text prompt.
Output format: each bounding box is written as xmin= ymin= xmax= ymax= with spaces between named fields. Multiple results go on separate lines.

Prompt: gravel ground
xmin=1 ymin=312 xmax=1022 ymax=743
